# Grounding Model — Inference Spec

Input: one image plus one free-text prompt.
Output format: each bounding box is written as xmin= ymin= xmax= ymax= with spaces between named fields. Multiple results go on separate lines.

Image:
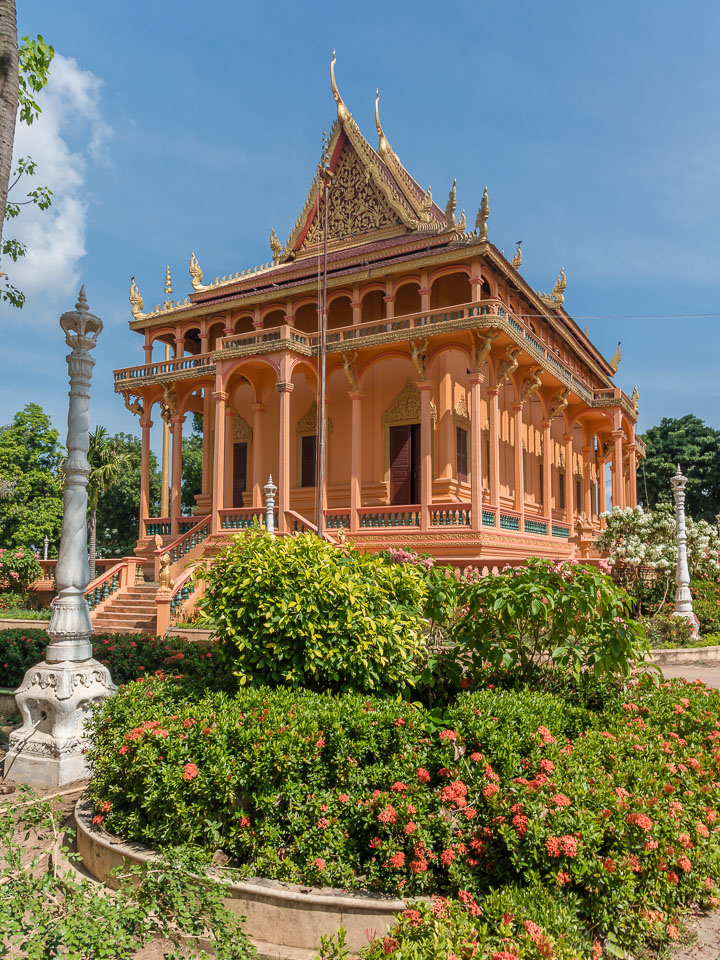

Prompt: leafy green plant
xmin=0 ymin=547 xmax=41 ymax=593
xmin=448 ymin=558 xmax=647 ymax=685
xmin=640 ymin=613 xmax=697 ymax=649
xmin=0 ymin=787 xmax=257 ymax=958
xmin=198 ymin=531 xmax=428 ymax=695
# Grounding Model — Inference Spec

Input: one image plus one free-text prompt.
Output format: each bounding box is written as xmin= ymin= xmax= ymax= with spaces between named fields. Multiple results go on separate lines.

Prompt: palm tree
xmin=87 ymin=427 xmax=130 ymax=581
xmin=0 ymin=0 xmax=19 ymax=244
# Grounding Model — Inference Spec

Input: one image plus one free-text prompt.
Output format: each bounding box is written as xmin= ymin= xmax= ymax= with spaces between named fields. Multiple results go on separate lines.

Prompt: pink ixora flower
xmin=439 ymin=729 xmax=457 ymax=741
xmin=313 ymin=857 xmax=326 ymax=871
xmin=183 ymin=762 xmax=198 ymax=781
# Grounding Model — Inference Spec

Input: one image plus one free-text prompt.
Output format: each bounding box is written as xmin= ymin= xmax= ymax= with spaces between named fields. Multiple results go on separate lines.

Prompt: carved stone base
xmin=4 ymin=658 xmax=115 ymax=787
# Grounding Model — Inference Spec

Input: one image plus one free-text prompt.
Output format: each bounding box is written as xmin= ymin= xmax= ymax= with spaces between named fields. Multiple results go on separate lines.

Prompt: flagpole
xmin=316 ymin=141 xmax=333 ymax=536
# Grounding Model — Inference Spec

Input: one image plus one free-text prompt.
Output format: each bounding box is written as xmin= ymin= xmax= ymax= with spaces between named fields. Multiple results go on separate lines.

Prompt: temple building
xmin=103 ymin=58 xmax=642 ymax=630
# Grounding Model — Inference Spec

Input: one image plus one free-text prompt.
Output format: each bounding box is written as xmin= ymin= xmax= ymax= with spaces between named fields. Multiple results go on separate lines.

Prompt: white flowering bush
xmin=596 ymin=505 xmax=720 ymax=578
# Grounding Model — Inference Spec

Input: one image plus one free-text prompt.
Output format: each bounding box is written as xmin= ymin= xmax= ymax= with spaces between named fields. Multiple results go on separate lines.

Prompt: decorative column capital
xmin=612 ymin=429 xmax=624 ymax=440
xmin=140 ymin=417 xmax=153 ymax=430
xmin=487 ymin=386 xmax=500 ymax=398
xmin=171 ymin=414 xmax=186 ymax=425
xmin=467 ymin=372 xmax=484 ymax=387
xmin=562 ymin=433 xmax=573 ymax=444
xmin=511 ymin=401 xmax=524 ymax=413
xmin=348 ymin=389 xmax=364 ymax=402
xmin=383 ymin=294 xmax=396 ymax=303
xmin=212 ymin=390 xmax=228 ymax=402
xmin=417 ymin=287 xmax=432 ymax=297
xmin=540 ymin=419 xmax=552 ymax=430
xmin=251 ymin=402 xmax=266 ymax=414
xmin=417 ymin=379 xmax=433 ymax=393
xmin=276 ymin=381 xmax=295 ymax=394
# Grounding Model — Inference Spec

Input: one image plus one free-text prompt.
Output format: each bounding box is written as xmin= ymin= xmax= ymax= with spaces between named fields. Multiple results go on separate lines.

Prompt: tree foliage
xmin=182 ymin=412 xmax=203 ymax=513
xmin=95 ymin=431 xmax=160 ymax=557
xmin=0 ymin=403 xmax=63 ymax=551
xmin=86 ymin=426 xmax=132 ymax=577
xmin=639 ymin=415 xmax=720 ymax=522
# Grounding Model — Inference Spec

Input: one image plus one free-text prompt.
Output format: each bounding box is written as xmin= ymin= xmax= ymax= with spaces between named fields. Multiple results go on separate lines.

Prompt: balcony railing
xmin=113 ymin=298 xmax=635 ymax=416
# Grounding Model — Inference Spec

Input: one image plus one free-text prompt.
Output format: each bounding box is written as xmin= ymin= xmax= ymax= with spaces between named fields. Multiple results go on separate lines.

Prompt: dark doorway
xmin=389 ymin=424 xmax=420 ymax=504
xmin=233 ymin=442 xmax=248 ymax=507
xmin=300 ymin=434 xmax=317 ymax=488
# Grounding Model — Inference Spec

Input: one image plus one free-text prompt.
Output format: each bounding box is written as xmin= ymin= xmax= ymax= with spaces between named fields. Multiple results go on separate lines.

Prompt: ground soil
xmin=2 ymin=661 xmax=720 ymax=959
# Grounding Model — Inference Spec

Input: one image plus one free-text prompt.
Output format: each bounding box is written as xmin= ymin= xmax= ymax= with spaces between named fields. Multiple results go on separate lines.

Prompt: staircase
xmin=91 ymin=583 xmax=159 ymax=635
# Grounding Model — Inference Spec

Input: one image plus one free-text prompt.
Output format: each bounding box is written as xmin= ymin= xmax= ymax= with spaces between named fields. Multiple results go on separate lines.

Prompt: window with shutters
xmin=300 ymin=434 xmax=317 ymax=487
xmin=558 ymin=471 xmax=566 ymax=510
xmin=456 ymin=427 xmax=468 ymax=483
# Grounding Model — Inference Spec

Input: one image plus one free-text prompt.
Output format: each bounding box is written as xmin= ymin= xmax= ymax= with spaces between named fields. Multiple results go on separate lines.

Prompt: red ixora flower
xmin=416 ymin=768 xmax=431 ymax=783
xmin=439 ymin=729 xmax=457 ymax=741
xmin=92 ymin=815 xmax=104 ymax=825
xmin=183 ymin=762 xmax=198 ymax=781
xmin=313 ymin=857 xmax=326 ymax=871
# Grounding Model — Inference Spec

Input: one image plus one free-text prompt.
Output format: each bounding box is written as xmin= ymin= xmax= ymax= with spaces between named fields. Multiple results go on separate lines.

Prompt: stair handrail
xmin=155 ymin=561 xmax=206 ymax=634
xmin=284 ymin=509 xmax=338 ymax=544
xmin=85 ymin=557 xmax=143 ymax=611
xmin=152 ymin=514 xmax=211 ymax=580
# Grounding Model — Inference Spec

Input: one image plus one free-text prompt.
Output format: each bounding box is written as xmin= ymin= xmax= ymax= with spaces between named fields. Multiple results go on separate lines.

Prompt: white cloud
xmin=6 ymin=53 xmax=111 ymax=306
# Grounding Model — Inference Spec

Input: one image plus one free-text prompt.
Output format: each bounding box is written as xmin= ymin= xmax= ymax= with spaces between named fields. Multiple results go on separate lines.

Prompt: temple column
xmin=173 ymin=336 xmax=185 ymax=359
xmin=277 ymin=380 xmax=294 ymax=533
xmin=349 ymin=390 xmax=363 ymax=533
xmin=251 ymin=403 xmax=265 ymax=507
xmin=598 ymin=458 xmax=607 ymax=515
xmin=384 ymin=281 xmax=395 ymax=320
xmin=418 ymin=380 xmax=433 ymax=531
xmin=224 ymin=408 xmax=234 ymax=507
xmin=170 ymin=413 xmax=186 ymax=537
xmin=541 ymin=419 xmax=552 ymax=520
xmin=201 ymin=388 xmax=212 ymax=497
xmin=582 ymin=443 xmax=593 ymax=517
xmin=438 ymin=357 xmax=454 ymax=481
xmin=627 ymin=442 xmax=637 ymax=507
xmin=419 ymin=270 xmax=431 ymax=313
xmin=563 ymin=433 xmax=574 ymax=528
xmin=253 ymin=307 xmax=262 ymax=330
xmin=512 ymin=401 xmax=524 ymax=515
xmin=143 ymin=332 xmax=152 ymax=364
xmin=612 ymin=429 xmax=625 ymax=509
xmin=488 ymin=387 xmax=500 ymax=527
xmin=139 ymin=415 xmax=152 ymax=541
xmin=350 ymin=300 xmax=362 ymax=325
xmin=211 ymin=390 xmax=228 ymax=533
xmin=469 ymin=374 xmax=483 ymax=530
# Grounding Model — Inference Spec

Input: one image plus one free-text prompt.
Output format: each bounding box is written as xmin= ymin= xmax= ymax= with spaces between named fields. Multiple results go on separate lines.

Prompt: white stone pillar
xmin=5 ymin=288 xmax=115 ymax=787
xmin=671 ymin=465 xmax=699 ymax=638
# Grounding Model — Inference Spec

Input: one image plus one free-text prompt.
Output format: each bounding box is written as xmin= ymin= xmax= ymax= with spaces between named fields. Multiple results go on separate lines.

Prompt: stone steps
xmin=91 ymin=582 xmax=160 ymax=635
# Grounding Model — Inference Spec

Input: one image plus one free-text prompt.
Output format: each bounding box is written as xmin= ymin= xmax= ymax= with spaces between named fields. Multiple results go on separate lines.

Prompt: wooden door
xmin=301 ymin=434 xmax=317 ymax=487
xmin=232 ymin=442 xmax=247 ymax=507
xmin=390 ymin=424 xmax=420 ymax=505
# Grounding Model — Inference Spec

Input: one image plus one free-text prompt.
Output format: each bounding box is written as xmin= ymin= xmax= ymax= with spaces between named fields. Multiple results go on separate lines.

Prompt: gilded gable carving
xmin=301 ymin=143 xmax=399 ymax=248
xmin=296 ymin=401 xmax=333 ymax=435
xmin=383 ymin=378 xmax=437 ymax=424
xmin=454 ymin=394 xmax=470 ymax=429
xmin=232 ymin=415 xmax=252 ymax=442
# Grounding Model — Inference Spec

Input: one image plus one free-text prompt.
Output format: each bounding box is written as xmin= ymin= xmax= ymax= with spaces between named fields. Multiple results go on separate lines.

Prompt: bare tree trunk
xmin=88 ymin=507 xmax=97 ymax=582
xmin=0 ymin=0 xmax=19 ymax=249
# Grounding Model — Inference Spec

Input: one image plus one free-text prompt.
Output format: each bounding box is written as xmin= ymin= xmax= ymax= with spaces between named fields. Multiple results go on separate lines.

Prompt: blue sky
xmin=4 ymin=0 xmax=720 ymax=446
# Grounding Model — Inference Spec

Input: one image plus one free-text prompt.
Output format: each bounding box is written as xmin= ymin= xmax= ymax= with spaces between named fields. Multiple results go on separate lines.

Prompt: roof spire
xmin=330 ymin=51 xmax=349 ymax=121
xmin=375 ymin=88 xmax=389 ymax=157
xmin=475 ymin=185 xmax=489 ymax=241
xmin=445 ymin=178 xmax=457 ymax=226
xmin=164 ymin=264 xmax=172 ymax=296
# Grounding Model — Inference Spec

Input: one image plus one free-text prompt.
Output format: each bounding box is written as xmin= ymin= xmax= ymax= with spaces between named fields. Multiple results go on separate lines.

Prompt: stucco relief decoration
xmin=520 ymin=365 xmax=543 ymax=401
xmin=301 ymin=144 xmax=397 ymax=248
xmin=232 ymin=415 xmax=253 ymax=442
xmin=496 ymin=345 xmax=522 ymax=387
xmin=296 ymin=401 xmax=333 ymax=435
xmin=383 ymin=377 xmax=436 ymax=424
xmin=160 ymin=385 xmax=178 ymax=425
xmin=473 ymin=327 xmax=500 ymax=370
xmin=454 ymin=394 xmax=470 ymax=429
xmin=549 ymin=387 xmax=569 ymax=420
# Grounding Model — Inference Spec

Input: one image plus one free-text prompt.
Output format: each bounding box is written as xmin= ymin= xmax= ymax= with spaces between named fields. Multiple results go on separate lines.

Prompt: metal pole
xmin=316 ymin=175 xmax=330 ymax=537
xmin=160 ymin=343 xmax=171 ymax=516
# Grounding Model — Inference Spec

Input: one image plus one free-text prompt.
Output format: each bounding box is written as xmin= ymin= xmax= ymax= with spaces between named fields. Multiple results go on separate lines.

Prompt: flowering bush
xmin=690 ymin=579 xmax=720 ymax=634
xmin=0 ymin=628 xmax=221 ymax=690
xmin=448 ymin=558 xmax=646 ymax=684
xmin=0 ymin=548 xmax=42 ymax=594
xmin=198 ymin=531 xmax=428 ymax=695
xmin=640 ymin=613 xmax=698 ymax=649
xmin=596 ymin=505 xmax=720 ymax=577
xmin=87 ymin=673 xmax=720 ymax=955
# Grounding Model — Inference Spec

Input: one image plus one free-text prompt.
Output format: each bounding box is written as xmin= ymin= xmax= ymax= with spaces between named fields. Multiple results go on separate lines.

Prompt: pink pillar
xmin=173 ymin=337 xmax=185 ymax=359
xmin=627 ymin=442 xmax=637 ymax=507
xmin=383 ymin=295 xmax=395 ymax=320
xmin=251 ymin=403 xmax=265 ymax=508
xmin=349 ymin=390 xmax=363 ymax=533
xmin=598 ymin=458 xmax=607 ymax=515
xmin=170 ymin=414 xmax=185 ymax=536
xmin=612 ymin=429 xmax=625 ymax=509
xmin=139 ymin=415 xmax=152 ymax=541
xmin=563 ymin=433 xmax=574 ymax=530
xmin=201 ymin=389 xmax=212 ymax=499
xmin=469 ymin=374 xmax=483 ymax=530
xmin=143 ymin=332 xmax=153 ymax=364
xmin=211 ymin=390 xmax=228 ymax=533
xmin=277 ymin=381 xmax=294 ymax=533
xmin=418 ymin=380 xmax=433 ymax=530
xmin=512 ymin=402 xmax=524 ymax=515
xmin=582 ymin=444 xmax=592 ymax=517
xmin=541 ymin=419 xmax=552 ymax=521
xmin=488 ymin=387 xmax=500 ymax=527
xmin=224 ymin=408 xmax=234 ymax=506
xmin=198 ymin=332 xmax=210 ymax=355
xmin=350 ymin=299 xmax=362 ymax=325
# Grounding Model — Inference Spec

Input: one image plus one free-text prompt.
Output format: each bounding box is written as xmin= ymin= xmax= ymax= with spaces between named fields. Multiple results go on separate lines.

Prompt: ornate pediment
xmin=296 ymin=401 xmax=332 ymax=435
xmin=383 ymin=378 xmax=437 ymax=424
xmin=232 ymin=415 xmax=252 ymax=443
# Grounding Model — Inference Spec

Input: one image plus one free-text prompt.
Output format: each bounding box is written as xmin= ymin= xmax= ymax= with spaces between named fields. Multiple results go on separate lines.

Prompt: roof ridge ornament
xmin=537 ymin=267 xmax=566 ymax=307
xmin=189 ymin=251 xmax=206 ymax=292
xmin=270 ymin=229 xmax=282 ymax=264
xmin=475 ymin=185 xmax=489 ymax=241
xmin=609 ymin=341 xmax=622 ymax=374
xmin=129 ymin=277 xmax=146 ymax=320
xmin=445 ymin=178 xmax=457 ymax=227
xmin=375 ymin=88 xmax=389 ymax=157
xmin=330 ymin=51 xmax=349 ymax=121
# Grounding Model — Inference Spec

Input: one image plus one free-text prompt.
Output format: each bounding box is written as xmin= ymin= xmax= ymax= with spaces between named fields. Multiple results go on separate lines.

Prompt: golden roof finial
xmin=552 ymin=267 xmax=566 ymax=303
xmin=129 ymin=277 xmax=145 ymax=319
xmin=631 ymin=384 xmax=639 ymax=411
xmin=445 ymin=178 xmax=457 ymax=227
xmin=609 ymin=341 xmax=622 ymax=374
xmin=189 ymin=251 xmax=205 ymax=292
xmin=164 ymin=264 xmax=172 ymax=296
xmin=420 ymin=185 xmax=433 ymax=222
xmin=475 ymin=185 xmax=489 ymax=241
xmin=330 ymin=50 xmax=349 ymax=121
xmin=375 ymin=88 xmax=389 ymax=157
xmin=510 ymin=241 xmax=522 ymax=269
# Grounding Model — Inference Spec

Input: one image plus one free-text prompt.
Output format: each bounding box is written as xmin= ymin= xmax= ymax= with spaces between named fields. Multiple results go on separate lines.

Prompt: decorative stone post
xmin=670 ymin=465 xmax=699 ymax=638
xmin=43 ymin=535 xmax=49 ymax=560
xmin=264 ymin=475 xmax=277 ymax=535
xmin=5 ymin=289 xmax=115 ymax=787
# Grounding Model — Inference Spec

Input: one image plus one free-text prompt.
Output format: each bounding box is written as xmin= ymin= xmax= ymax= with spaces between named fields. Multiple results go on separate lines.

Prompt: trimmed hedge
xmin=87 ymin=673 xmax=720 ymax=955
xmin=0 ymin=628 xmax=220 ymax=691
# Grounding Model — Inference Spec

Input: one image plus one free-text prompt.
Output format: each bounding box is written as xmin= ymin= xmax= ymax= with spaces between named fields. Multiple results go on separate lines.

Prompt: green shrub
xmin=87 ymin=675 xmax=720 ymax=954
xmin=198 ymin=531 xmax=428 ymax=695
xmin=448 ymin=558 xmax=647 ymax=685
xmin=640 ymin=613 xmax=697 ymax=649
xmin=0 ymin=628 xmax=221 ymax=691
xmin=0 ymin=591 xmax=50 ymax=621
xmin=0 ymin=548 xmax=42 ymax=593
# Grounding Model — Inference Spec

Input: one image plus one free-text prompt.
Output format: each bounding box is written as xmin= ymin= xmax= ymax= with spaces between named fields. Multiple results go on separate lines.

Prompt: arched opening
xmin=480 ymin=277 xmax=492 ymax=300
xmin=361 ymin=289 xmax=384 ymax=324
xmin=232 ymin=314 xmax=255 ymax=335
xmin=328 ymin=296 xmax=352 ymax=330
xmin=430 ymin=272 xmax=471 ymax=309
xmin=294 ymin=302 xmax=318 ymax=334
xmin=151 ymin=334 xmax=175 ymax=362
xmin=394 ymin=282 xmax=421 ymax=317
xmin=263 ymin=308 xmax=285 ymax=329
xmin=206 ymin=321 xmax=226 ymax=352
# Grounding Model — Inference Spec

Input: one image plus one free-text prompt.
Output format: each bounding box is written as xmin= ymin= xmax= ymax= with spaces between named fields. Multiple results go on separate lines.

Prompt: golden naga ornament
xmin=538 ymin=268 xmax=566 ymax=307
xmin=631 ymin=385 xmax=639 ymax=411
xmin=520 ymin=365 xmax=543 ymax=402
xmin=121 ymin=390 xmax=144 ymax=417
xmin=420 ymin=185 xmax=433 ymax=222
xmin=496 ymin=345 xmax=522 ymax=387
xmin=189 ymin=252 xmax=205 ymax=292
xmin=270 ymin=229 xmax=282 ymax=264
xmin=330 ymin=51 xmax=349 ymax=122
xmin=609 ymin=341 xmax=622 ymax=373
xmin=475 ymin=186 xmax=489 ymax=241
xmin=473 ymin=327 xmax=500 ymax=369
xmin=445 ymin=178 xmax=457 ymax=227
xmin=510 ymin=242 xmax=522 ymax=269
xmin=129 ymin=277 xmax=145 ymax=320
xmin=549 ymin=387 xmax=570 ymax=420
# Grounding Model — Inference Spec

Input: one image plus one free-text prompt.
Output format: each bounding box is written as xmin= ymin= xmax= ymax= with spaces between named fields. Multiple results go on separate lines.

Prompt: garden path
xmin=659 ymin=663 xmax=720 ymax=689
